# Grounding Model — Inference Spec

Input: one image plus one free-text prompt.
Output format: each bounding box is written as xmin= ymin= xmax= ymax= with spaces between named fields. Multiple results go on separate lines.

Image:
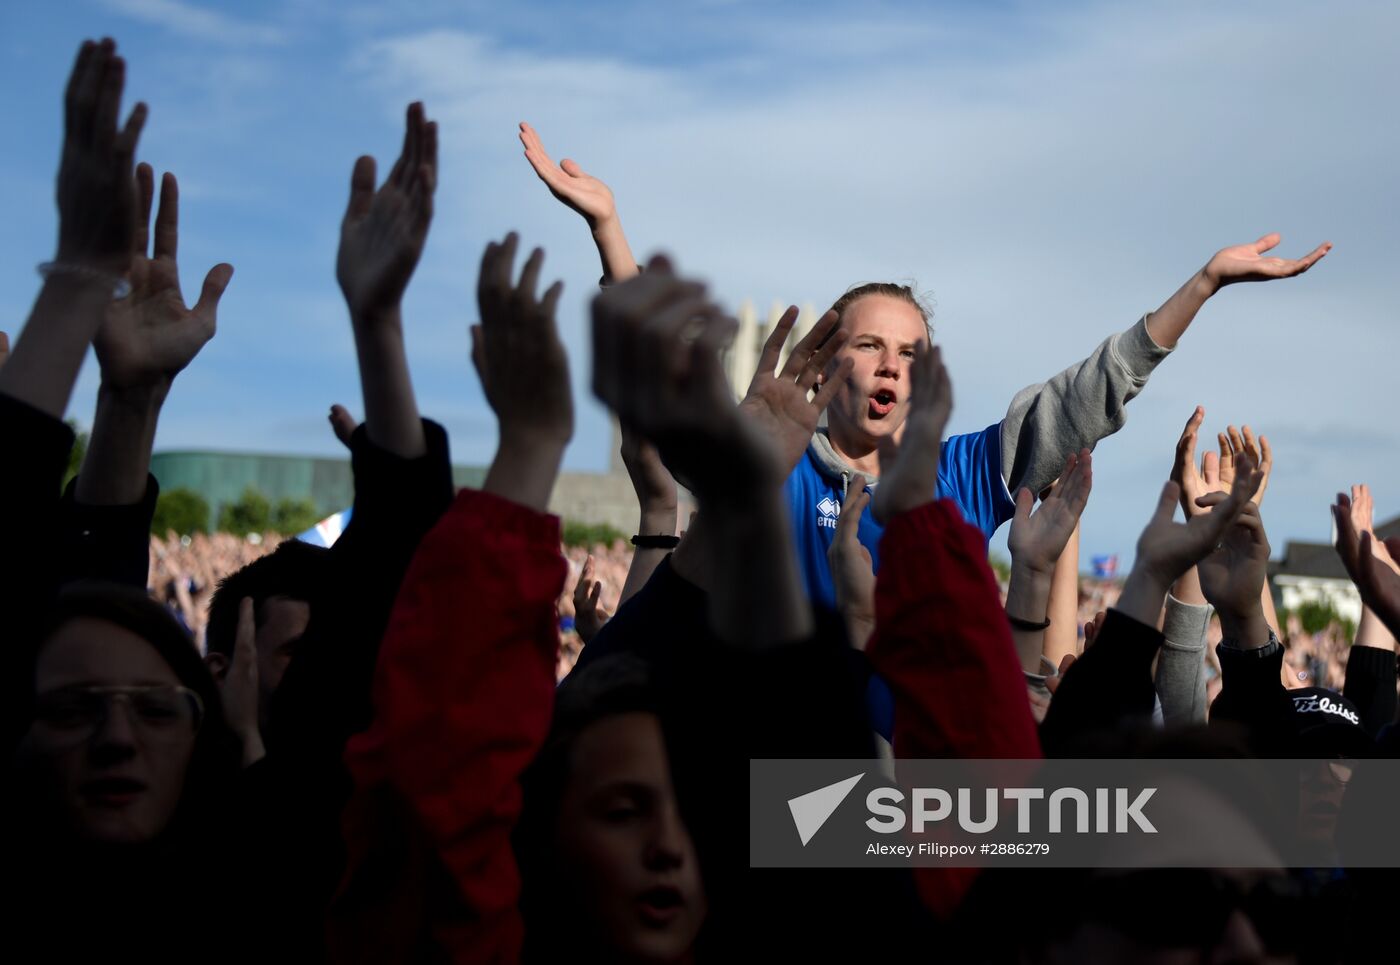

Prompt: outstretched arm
xmin=77 ymin=164 xmax=232 ymax=506
xmin=474 ymin=233 xmax=573 ymax=512
xmin=1001 ymin=235 xmax=1327 ymax=499
xmin=1145 ymin=234 xmax=1330 ymax=349
xmin=519 ymin=121 xmax=638 ymax=284
xmin=0 ymin=39 xmax=146 ymax=419
xmin=337 ymin=102 xmax=437 ymax=459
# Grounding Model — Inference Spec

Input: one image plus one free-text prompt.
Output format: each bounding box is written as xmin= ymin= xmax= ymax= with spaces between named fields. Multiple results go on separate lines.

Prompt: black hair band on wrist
xmin=631 ymin=534 xmax=680 ymax=549
xmin=1007 ymin=614 xmax=1051 ymax=632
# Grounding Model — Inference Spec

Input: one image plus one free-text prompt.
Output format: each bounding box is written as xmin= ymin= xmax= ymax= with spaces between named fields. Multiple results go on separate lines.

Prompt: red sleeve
xmin=333 ymin=489 xmax=567 ymax=964
xmin=865 ymin=499 xmax=1042 ymax=918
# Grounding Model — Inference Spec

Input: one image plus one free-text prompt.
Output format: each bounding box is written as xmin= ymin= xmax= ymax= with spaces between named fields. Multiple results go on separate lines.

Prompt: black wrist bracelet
xmin=631 ymin=534 xmax=680 ymax=549
xmin=1007 ymin=614 xmax=1051 ymax=632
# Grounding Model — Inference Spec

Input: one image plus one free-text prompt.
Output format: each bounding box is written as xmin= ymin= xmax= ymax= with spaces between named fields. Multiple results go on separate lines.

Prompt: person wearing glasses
xmin=7 ymin=584 xmax=240 ymax=959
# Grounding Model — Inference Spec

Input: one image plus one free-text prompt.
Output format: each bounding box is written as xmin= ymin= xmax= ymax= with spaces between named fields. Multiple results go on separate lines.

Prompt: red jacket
xmin=332 ymin=490 xmax=567 ymax=964
xmin=865 ymin=499 xmax=1042 ymax=917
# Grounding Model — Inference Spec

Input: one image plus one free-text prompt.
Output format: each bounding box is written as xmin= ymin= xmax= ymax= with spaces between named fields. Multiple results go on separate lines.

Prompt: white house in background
xmin=1269 ymin=516 xmax=1400 ymax=625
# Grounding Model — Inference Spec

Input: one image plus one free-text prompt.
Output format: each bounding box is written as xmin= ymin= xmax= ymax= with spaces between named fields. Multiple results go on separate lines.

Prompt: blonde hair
xmin=829 ymin=282 xmax=933 ymax=338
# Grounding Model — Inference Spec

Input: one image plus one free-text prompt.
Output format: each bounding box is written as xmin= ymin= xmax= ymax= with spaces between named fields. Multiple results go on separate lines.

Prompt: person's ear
xmin=205 ymin=651 xmax=229 ymax=683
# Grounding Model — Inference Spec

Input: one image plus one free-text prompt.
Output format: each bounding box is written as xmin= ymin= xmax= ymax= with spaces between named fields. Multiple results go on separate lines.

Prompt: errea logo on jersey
xmin=817 ymin=496 xmax=839 ymax=529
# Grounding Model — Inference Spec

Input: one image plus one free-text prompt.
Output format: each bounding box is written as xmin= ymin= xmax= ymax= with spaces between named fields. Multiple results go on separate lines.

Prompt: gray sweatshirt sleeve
xmin=1001 ymin=316 xmax=1173 ymax=496
xmin=1154 ymin=592 xmax=1212 ymax=726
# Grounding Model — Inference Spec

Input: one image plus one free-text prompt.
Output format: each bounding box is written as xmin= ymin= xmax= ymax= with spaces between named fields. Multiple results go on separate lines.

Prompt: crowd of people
xmin=9 ymin=36 xmax=1400 ymax=964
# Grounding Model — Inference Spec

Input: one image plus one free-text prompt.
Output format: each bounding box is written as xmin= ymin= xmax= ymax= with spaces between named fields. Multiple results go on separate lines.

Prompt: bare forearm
xmin=75 ymin=384 xmax=166 ymax=505
xmin=1172 ymin=566 xmax=1207 ymax=606
xmin=1356 ymin=606 xmax=1398 ymax=653
xmin=591 ymin=217 xmax=639 ymax=284
xmin=1043 ymin=525 xmax=1080 ymax=663
xmin=1144 ymin=268 xmax=1216 ymax=350
xmin=483 ymin=434 xmax=569 ymax=515
xmin=1006 ymin=562 xmax=1053 ymax=673
xmin=0 ymin=277 xmax=113 ymax=419
xmin=1116 ymin=567 xmax=1170 ymax=630
xmin=619 ymin=504 xmax=676 ymax=605
xmin=351 ymin=310 xmax=426 ymax=459
xmin=1260 ymin=578 xmax=1280 ymax=633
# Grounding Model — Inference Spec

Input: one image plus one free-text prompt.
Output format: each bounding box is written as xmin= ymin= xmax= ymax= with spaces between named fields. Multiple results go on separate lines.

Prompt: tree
xmin=152 ymin=487 xmax=209 ymax=536
xmin=218 ymin=486 xmax=271 ymax=537
xmin=63 ymin=420 xmax=88 ymax=489
xmin=273 ymin=497 xmax=321 ymax=536
xmin=1292 ymin=599 xmax=1357 ymax=641
xmin=561 ymin=519 xmax=626 ymax=549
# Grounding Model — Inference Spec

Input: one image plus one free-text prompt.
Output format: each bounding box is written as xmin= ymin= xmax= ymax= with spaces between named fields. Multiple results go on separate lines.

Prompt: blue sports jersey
xmin=784 ymin=421 xmax=1017 ymax=738
xmin=785 ymin=421 xmax=1017 ymax=610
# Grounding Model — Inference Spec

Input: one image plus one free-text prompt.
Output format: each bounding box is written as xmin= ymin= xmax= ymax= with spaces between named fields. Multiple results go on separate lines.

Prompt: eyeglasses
xmin=31 ymin=685 xmax=204 ymax=745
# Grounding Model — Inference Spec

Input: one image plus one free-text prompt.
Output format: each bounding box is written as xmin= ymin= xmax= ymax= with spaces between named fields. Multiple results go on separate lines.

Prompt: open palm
xmin=1204 ymin=233 xmax=1330 ymax=288
xmin=337 ymin=102 xmax=437 ymax=320
xmin=738 ymin=306 xmax=850 ymax=475
xmin=96 ymin=165 xmax=231 ymax=390
xmin=519 ymin=121 xmax=616 ymax=226
xmin=1008 ymin=450 xmax=1092 ymax=574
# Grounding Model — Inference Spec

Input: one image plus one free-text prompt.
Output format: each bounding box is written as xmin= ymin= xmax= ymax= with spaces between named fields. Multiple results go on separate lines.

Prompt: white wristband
xmin=38 ymin=261 xmax=131 ymax=299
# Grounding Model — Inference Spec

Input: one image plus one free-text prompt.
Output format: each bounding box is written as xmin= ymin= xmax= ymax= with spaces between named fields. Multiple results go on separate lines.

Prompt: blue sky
xmin=2 ymin=0 xmax=1398 ymax=567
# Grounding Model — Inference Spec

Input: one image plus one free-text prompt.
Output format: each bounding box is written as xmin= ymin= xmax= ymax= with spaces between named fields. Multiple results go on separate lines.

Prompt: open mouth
xmin=868 ymin=389 xmax=896 ymax=417
xmin=638 ymin=885 xmax=684 ymax=925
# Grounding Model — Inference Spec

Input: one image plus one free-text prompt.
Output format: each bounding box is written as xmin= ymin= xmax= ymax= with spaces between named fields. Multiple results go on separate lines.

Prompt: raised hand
xmin=473 ymin=233 xmax=572 ymax=445
xmin=1346 ymin=485 xmax=1400 ymax=577
xmin=1334 ymin=490 xmax=1400 ymax=635
xmin=592 ymin=255 xmax=774 ymax=500
xmin=519 ymin=121 xmax=638 ymax=284
xmin=1202 ymin=234 xmax=1331 ymax=291
xmin=1215 ymin=424 xmax=1272 ymax=507
xmin=870 ymin=343 xmax=952 ymax=524
xmin=55 ymin=38 xmax=148 ymax=275
xmin=1008 ymin=450 xmax=1093 ymax=575
xmin=1172 ymin=406 xmax=1213 ymax=517
xmin=738 ymin=306 xmax=853 ymax=475
xmin=827 ymin=477 xmax=875 ymax=649
xmin=519 ymin=121 xmax=618 ymax=228
xmin=94 ymin=165 xmax=233 ymax=392
xmin=1172 ymin=407 xmax=1270 ymax=517
xmin=329 ymin=403 xmax=359 ymax=449
xmin=572 ymin=555 xmax=613 ymax=644
xmin=337 ymin=102 xmax=437 ymax=323
xmin=1195 ymin=496 xmax=1271 ymax=632
xmin=1120 ymin=452 xmax=1265 ymax=625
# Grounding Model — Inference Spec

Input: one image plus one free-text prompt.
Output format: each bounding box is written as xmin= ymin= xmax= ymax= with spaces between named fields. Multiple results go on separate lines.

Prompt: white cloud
xmin=98 ymin=0 xmax=288 ymax=46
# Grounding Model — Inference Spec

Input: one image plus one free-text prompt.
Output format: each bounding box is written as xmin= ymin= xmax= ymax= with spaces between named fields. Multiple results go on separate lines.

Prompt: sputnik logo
xmin=787 ymin=773 xmax=864 ymax=846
